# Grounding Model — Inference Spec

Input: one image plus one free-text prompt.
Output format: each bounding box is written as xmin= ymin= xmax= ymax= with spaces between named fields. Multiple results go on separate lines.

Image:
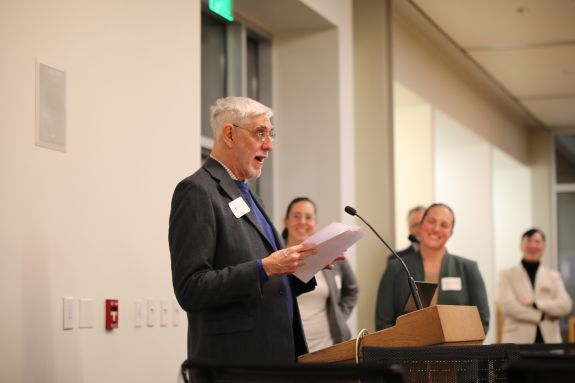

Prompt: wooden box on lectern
xmin=298 ymin=305 xmax=485 ymax=364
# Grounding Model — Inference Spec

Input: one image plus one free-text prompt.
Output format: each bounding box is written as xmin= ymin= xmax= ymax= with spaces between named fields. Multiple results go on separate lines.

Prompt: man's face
xmin=408 ymin=209 xmax=425 ymax=237
xmin=521 ymin=232 xmax=545 ymax=262
xmin=229 ymin=114 xmax=274 ymax=180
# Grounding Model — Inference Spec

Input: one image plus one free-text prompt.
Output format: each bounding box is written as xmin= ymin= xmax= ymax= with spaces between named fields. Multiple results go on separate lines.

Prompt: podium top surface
xmin=298 ymin=305 xmax=485 ymax=364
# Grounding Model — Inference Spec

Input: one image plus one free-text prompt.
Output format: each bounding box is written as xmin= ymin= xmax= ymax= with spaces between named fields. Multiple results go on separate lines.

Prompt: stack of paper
xmin=294 ymin=222 xmax=365 ymax=283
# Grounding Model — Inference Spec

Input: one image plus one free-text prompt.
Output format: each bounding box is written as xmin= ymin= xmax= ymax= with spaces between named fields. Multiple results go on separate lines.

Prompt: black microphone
xmin=408 ymin=234 xmax=419 ymax=244
xmin=344 ymin=205 xmax=423 ymax=310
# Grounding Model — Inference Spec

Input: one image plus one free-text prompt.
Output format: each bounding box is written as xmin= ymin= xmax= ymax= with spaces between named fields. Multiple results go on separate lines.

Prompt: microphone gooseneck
xmin=344 ymin=205 xmax=423 ymax=310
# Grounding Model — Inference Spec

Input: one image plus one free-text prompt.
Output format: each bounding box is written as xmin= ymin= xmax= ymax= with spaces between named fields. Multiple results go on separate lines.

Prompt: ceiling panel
xmin=470 ymin=45 xmax=575 ymax=96
xmin=413 ymin=0 xmax=575 ymax=47
xmin=235 ymin=0 xmax=333 ymax=32
xmin=521 ymin=97 xmax=575 ymax=128
xmin=409 ymin=0 xmax=575 ymax=129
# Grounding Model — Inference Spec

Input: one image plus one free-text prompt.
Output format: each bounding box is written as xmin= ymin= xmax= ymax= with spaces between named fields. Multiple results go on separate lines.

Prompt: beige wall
xmin=0 ymin=0 xmax=200 ymax=381
xmin=393 ymin=13 xmax=531 ymax=165
xmin=390 ymin=6 xmax=550 ymax=344
xmin=0 ymin=0 xmax=556 ymax=380
xmin=393 ymin=84 xmax=433 ymax=249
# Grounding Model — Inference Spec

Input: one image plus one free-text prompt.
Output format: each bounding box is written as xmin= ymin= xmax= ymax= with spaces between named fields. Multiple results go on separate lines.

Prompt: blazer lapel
xmin=203 ymin=157 xmax=276 ymax=250
xmin=513 ymin=264 xmax=534 ymax=299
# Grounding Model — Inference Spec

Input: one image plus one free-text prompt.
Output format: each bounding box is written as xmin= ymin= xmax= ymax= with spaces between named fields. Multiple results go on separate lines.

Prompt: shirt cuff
xmin=257 ymin=259 xmax=270 ymax=283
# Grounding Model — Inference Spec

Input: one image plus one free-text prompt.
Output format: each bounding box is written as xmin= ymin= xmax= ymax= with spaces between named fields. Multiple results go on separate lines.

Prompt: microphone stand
xmin=346 ymin=207 xmax=423 ymax=310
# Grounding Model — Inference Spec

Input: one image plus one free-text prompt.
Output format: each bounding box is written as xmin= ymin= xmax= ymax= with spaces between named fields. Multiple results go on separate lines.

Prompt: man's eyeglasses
xmin=233 ymin=124 xmax=276 ymax=143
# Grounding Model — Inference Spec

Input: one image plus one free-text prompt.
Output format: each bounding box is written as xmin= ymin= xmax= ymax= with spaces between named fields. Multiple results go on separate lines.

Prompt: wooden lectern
xmin=298 ymin=305 xmax=485 ymax=364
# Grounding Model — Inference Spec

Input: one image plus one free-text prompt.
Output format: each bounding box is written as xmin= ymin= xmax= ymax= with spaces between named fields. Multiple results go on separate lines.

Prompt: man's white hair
xmin=210 ymin=97 xmax=273 ymax=137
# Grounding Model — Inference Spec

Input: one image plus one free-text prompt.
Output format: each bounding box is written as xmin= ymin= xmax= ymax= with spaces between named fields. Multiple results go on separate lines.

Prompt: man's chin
xmin=247 ymin=169 xmax=262 ymax=179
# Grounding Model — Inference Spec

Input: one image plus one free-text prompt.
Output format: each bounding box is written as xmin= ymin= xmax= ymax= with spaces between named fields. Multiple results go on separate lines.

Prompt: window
xmin=201 ymin=8 xmax=272 ymax=197
xmin=554 ymin=134 xmax=575 ymax=330
xmin=201 ymin=12 xmax=227 ymax=147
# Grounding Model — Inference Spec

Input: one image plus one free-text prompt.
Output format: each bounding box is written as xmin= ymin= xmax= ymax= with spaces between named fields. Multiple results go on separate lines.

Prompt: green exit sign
xmin=209 ymin=0 xmax=234 ymax=22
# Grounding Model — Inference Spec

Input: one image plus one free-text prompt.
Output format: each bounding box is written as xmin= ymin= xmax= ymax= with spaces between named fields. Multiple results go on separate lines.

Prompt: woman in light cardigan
xmin=282 ymin=197 xmax=359 ymax=352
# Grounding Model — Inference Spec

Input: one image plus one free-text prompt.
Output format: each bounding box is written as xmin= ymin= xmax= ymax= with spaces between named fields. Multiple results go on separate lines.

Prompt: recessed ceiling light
xmin=516 ymin=6 xmax=530 ymax=14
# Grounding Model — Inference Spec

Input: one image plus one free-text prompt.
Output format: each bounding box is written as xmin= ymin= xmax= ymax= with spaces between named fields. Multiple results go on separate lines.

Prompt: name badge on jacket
xmin=441 ymin=277 xmax=462 ymax=291
xmin=229 ymin=197 xmax=250 ymax=218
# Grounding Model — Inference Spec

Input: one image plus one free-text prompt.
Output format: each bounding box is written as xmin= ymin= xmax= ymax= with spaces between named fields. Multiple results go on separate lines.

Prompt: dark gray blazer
xmin=169 ymin=158 xmax=315 ymax=363
xmin=323 ymin=259 xmax=358 ymax=343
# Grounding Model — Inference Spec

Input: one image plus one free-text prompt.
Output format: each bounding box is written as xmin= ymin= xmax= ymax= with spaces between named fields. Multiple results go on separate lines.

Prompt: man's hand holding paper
xmin=262 ymin=242 xmax=318 ymax=277
xmin=293 ymin=222 xmax=364 ymax=282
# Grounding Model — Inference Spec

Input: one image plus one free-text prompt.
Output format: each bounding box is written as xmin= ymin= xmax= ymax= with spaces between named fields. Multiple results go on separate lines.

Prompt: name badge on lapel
xmin=229 ymin=196 xmax=251 ymax=218
xmin=441 ymin=277 xmax=462 ymax=291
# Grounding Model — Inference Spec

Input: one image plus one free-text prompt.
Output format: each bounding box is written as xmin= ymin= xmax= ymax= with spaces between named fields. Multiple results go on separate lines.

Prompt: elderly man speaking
xmin=169 ymin=97 xmax=318 ymax=363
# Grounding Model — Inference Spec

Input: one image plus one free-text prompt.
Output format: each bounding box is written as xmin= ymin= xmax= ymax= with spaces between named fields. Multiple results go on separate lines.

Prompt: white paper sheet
xmin=293 ymin=222 xmax=365 ymax=283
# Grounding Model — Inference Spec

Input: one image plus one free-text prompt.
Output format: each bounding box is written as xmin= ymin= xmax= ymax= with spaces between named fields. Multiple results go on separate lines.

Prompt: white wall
xmin=392 ymin=7 xmax=539 ymax=344
xmin=0 ymin=0 xmax=200 ymax=381
xmin=393 ymin=13 xmax=530 ymax=165
xmin=493 ymin=148 xmax=533 ymax=274
xmin=433 ymin=111 xmax=534 ymax=344
xmin=273 ymin=29 xmax=341 ymax=229
xmin=393 ymin=83 xmax=433 ymax=249
xmin=433 ymin=110 xmax=495 ymax=343
xmin=271 ymin=0 xmax=357 ymax=332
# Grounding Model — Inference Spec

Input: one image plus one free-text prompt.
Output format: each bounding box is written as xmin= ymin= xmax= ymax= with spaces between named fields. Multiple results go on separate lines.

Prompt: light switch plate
xmin=172 ymin=299 xmax=180 ymax=327
xmin=146 ymin=299 xmax=155 ymax=327
xmin=160 ymin=299 xmax=169 ymax=327
xmin=134 ymin=299 xmax=143 ymax=328
xmin=63 ymin=296 xmax=74 ymax=330
xmin=79 ymin=298 xmax=93 ymax=328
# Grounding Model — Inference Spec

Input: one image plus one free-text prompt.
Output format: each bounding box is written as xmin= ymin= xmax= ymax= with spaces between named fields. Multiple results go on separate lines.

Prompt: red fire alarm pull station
xmin=105 ymin=299 xmax=119 ymax=330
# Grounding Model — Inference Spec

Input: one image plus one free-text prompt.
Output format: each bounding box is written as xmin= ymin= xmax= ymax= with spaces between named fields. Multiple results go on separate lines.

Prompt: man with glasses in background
xmin=388 ymin=205 xmax=426 ymax=261
xmin=169 ymin=97 xmax=318 ymax=363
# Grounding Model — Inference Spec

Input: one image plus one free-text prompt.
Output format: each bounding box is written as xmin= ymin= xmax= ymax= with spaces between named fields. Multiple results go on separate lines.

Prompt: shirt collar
xmin=209 ymin=154 xmax=242 ymax=182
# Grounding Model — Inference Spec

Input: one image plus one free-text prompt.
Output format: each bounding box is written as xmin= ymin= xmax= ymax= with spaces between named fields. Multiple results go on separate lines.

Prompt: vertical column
xmin=353 ymin=0 xmax=395 ymax=332
xmin=529 ymin=129 xmax=553 ymax=266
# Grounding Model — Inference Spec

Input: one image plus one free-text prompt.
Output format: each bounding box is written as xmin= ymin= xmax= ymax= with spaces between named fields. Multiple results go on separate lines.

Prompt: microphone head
xmin=344 ymin=206 xmax=357 ymax=216
xmin=408 ymin=234 xmax=419 ymax=244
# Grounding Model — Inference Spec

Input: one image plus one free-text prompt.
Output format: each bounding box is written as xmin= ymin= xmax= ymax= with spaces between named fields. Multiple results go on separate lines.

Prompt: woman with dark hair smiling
xmin=375 ymin=203 xmax=490 ymax=334
xmin=283 ymin=197 xmax=359 ymax=352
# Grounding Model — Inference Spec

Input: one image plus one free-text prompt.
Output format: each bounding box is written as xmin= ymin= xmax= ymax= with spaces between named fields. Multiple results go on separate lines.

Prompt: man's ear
xmin=222 ymin=124 xmax=235 ymax=148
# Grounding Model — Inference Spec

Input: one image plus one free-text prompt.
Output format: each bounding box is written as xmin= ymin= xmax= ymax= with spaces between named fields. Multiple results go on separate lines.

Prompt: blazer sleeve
xmin=291 ymin=274 xmax=316 ymax=296
xmin=169 ymin=178 xmax=262 ymax=312
xmin=466 ymin=261 xmax=490 ymax=334
xmin=535 ymin=269 xmax=573 ymax=317
xmin=337 ymin=260 xmax=359 ymax=319
xmin=498 ymin=268 xmax=542 ymax=324
xmin=375 ymin=261 xmax=400 ymax=331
